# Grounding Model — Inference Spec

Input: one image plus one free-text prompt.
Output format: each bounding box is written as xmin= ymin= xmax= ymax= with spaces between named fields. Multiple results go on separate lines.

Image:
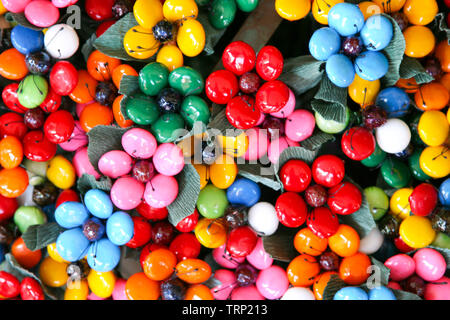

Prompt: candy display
xmin=0 ymin=0 xmax=448 ymax=303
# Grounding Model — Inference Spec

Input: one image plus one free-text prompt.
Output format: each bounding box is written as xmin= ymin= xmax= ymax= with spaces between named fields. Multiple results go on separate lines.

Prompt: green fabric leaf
xmin=400 ymin=56 xmax=434 ymax=84
xmin=197 ymin=9 xmax=227 ymax=56
xmin=339 ymin=197 xmax=376 ymax=238
xmin=278 ymin=55 xmax=325 ymax=96
xmin=310 ymin=75 xmax=348 ymax=124
xmin=314 ymin=76 xmax=348 ymax=107
xmin=118 ymin=247 xmax=143 ymax=280
xmin=311 ymin=100 xmax=347 ymax=123
xmin=77 ymin=174 xmax=113 ymax=197
xmin=167 ymin=164 xmax=201 ymax=227
xmin=119 ymin=75 xmax=140 ymax=96
xmin=237 ymin=163 xmax=282 ymax=191
xmin=0 ymin=254 xmax=63 ymax=300
xmin=87 ymin=125 xmax=129 ymax=172
xmin=370 ymin=257 xmax=390 ymax=286
xmin=301 ymin=131 xmax=335 ymax=151
xmin=262 ymin=226 xmax=297 ymax=262
xmin=81 ymin=34 xmax=97 ymax=63
xmin=203 ymin=252 xmax=223 ymax=274
xmin=381 ymin=14 xmax=406 ymax=87
xmin=340 ymin=177 xmax=377 ymax=238
xmin=322 ymin=274 xmax=347 ymax=300
xmin=392 ymin=289 xmax=422 ymax=300
xmin=435 ymin=13 xmax=450 ymax=42
xmin=22 ymin=223 xmax=65 ymax=251
xmin=203 ymin=276 xmax=223 ymax=289
xmin=94 ymin=13 xmax=156 ymax=62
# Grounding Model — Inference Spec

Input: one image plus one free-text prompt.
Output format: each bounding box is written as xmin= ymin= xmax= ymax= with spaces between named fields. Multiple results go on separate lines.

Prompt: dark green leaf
xmin=311 ymin=100 xmax=348 ymax=123
xmin=381 ymin=14 xmax=406 ymax=87
xmin=262 ymin=226 xmax=297 ymax=262
xmin=278 ymin=55 xmax=325 ymax=96
xmin=22 ymin=223 xmax=65 ymax=251
xmin=94 ymin=13 xmax=156 ymax=62
xmin=202 ymin=253 xmax=222 ymax=274
xmin=203 ymin=276 xmax=222 ymax=289
xmin=400 ymin=56 xmax=434 ymax=84
xmin=339 ymin=197 xmax=376 ymax=238
xmin=435 ymin=13 xmax=450 ymax=42
xmin=119 ymin=75 xmax=140 ymax=96
xmin=314 ymin=76 xmax=348 ymax=107
xmin=81 ymin=34 xmax=97 ymax=63
xmin=237 ymin=163 xmax=282 ymax=191
xmin=301 ymin=131 xmax=335 ymax=151
xmin=168 ymin=164 xmax=201 ymax=227
xmin=310 ymin=75 xmax=349 ymax=124
xmin=370 ymin=257 xmax=390 ymax=286
xmin=87 ymin=125 xmax=129 ymax=172
xmin=118 ymin=247 xmax=143 ymax=279
xmin=392 ymin=289 xmax=422 ymax=300
xmin=77 ymin=174 xmax=113 ymax=196
xmin=197 ymin=9 xmax=227 ymax=56
xmin=322 ymin=274 xmax=347 ymax=300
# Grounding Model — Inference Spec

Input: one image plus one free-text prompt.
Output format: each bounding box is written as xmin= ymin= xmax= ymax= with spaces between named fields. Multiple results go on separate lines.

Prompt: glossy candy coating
xmin=328 ymin=3 xmax=365 ymax=36
xmin=376 ymin=87 xmax=410 ymax=118
xmin=354 ymin=51 xmax=389 ymax=81
xmin=256 ymin=46 xmax=284 ymax=81
xmin=106 ymin=212 xmax=134 ymax=246
xmin=326 ymin=54 xmax=355 ymax=88
xmin=226 ymin=178 xmax=261 ymax=207
xmin=11 ymin=26 xmax=44 ymax=55
xmin=86 ymin=238 xmax=121 ymax=272
xmin=309 ymin=28 xmax=341 ymax=61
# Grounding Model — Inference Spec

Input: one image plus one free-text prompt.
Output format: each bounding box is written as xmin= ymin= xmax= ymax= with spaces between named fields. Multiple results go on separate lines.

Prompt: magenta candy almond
xmin=144 ymin=174 xmax=178 ymax=209
xmin=255 ymin=265 xmax=289 ymax=300
xmin=152 ymin=143 xmax=185 ymax=176
xmin=384 ymin=254 xmax=416 ymax=282
xmin=122 ymin=128 xmax=157 ymax=160
xmin=98 ymin=150 xmax=133 ymax=179
xmin=231 ymin=285 xmax=265 ymax=300
xmin=285 ymin=109 xmax=315 ymax=142
xmin=24 ymin=1 xmax=60 ymax=28
xmin=413 ymin=248 xmax=446 ymax=282
xmin=111 ymin=176 xmax=145 ymax=211
xmin=2 ymin=0 xmax=32 ymax=13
